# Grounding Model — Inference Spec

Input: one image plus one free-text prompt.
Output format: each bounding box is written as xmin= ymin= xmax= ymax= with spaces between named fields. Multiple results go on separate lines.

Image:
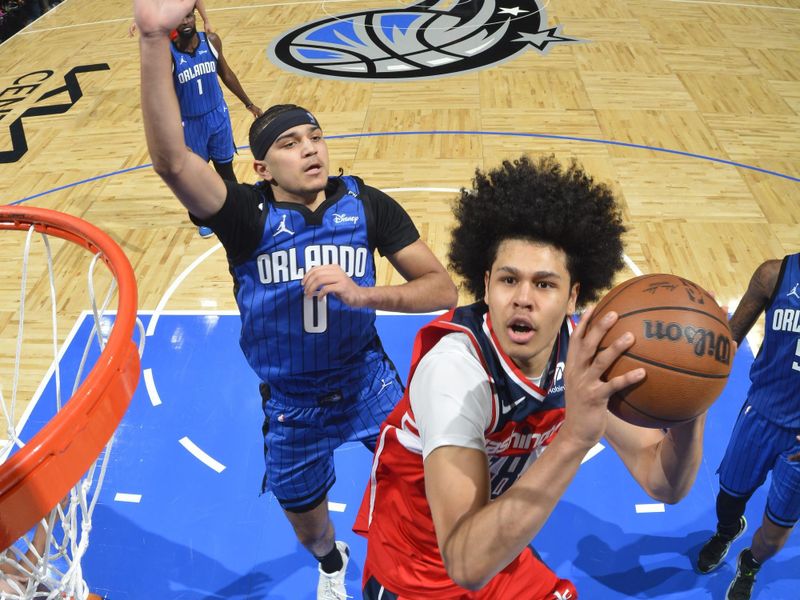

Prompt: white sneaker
xmin=317 ymin=541 xmax=350 ymax=600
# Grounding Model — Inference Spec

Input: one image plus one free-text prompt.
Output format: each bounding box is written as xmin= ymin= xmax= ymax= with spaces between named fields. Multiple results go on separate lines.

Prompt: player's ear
xmin=483 ymin=270 xmax=491 ymax=304
xmin=253 ymin=159 xmax=272 ymax=182
xmin=567 ymin=282 xmax=579 ymax=315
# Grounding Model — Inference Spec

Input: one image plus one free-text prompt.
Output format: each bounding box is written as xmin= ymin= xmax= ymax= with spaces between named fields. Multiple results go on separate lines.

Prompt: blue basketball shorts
xmin=260 ymin=356 xmax=403 ymax=512
xmin=181 ymin=103 xmax=235 ymax=164
xmin=718 ymin=404 xmax=800 ymax=527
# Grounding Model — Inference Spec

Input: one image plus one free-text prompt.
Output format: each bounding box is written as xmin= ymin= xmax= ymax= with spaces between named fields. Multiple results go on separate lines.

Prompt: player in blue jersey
xmin=696 ymin=253 xmax=800 ymax=600
xmin=134 ymin=1 xmax=458 ymax=598
xmin=355 ymin=155 xmax=713 ymax=598
xmin=170 ymin=6 xmax=262 ymax=237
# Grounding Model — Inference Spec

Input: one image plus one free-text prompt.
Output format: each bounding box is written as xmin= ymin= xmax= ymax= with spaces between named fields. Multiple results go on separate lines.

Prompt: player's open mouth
xmin=304 ymin=163 xmax=322 ymax=175
xmin=508 ymin=318 xmax=535 ymax=343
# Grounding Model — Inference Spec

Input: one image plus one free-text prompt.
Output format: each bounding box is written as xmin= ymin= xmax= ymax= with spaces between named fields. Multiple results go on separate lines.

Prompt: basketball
xmin=588 ymin=274 xmax=733 ymax=428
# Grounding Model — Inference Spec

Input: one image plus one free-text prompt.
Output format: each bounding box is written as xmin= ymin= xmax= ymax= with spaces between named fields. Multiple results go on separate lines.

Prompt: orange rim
xmin=0 ymin=206 xmax=140 ymax=552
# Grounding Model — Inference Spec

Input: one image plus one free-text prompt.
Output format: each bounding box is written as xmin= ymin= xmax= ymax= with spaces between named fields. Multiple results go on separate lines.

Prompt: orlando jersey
xmin=232 ymin=176 xmax=380 ymax=394
xmin=747 ymin=252 xmax=800 ymax=428
xmin=354 ymin=301 xmax=572 ymax=597
xmin=170 ymin=32 xmax=224 ymax=117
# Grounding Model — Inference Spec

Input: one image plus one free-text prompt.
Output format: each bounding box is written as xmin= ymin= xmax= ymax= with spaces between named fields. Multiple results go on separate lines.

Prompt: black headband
xmin=251 ymin=109 xmax=320 ymax=160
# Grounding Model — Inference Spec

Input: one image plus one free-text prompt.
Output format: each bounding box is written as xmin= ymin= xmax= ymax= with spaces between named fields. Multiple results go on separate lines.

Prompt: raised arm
xmin=194 ymin=0 xmax=214 ymax=33
xmin=426 ymin=309 xmax=644 ymax=590
xmin=207 ymin=33 xmax=262 ymax=118
xmin=728 ymin=259 xmax=781 ymax=344
xmin=134 ymin=0 xmax=228 ymax=219
xmin=600 ymin=265 xmax=782 ymax=503
xmin=604 ymin=411 xmax=706 ymax=504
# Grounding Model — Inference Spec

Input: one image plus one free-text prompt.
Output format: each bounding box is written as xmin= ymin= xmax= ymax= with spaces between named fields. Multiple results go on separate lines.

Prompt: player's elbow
xmin=444 ymin=563 xmax=490 ymax=592
xmin=651 ymin=489 xmax=683 ymax=505
xmin=442 ymin=278 xmax=459 ymax=309
xmin=151 ymin=150 xmax=187 ymax=183
xmin=646 ymin=480 xmax=693 ymax=505
xmin=441 ymin=550 xmax=493 ymax=591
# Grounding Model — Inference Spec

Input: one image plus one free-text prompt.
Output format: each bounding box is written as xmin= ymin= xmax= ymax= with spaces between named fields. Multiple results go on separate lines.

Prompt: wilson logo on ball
xmin=643 ymin=320 xmax=732 ymax=365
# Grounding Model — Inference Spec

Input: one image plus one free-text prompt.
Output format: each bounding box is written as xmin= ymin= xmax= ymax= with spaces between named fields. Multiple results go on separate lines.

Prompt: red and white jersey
xmin=354 ymin=302 xmax=575 ymax=598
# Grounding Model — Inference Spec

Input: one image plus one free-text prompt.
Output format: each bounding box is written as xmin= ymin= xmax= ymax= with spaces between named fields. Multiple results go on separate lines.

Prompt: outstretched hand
xmin=247 ymin=104 xmax=264 ymax=119
xmin=303 ymin=264 xmax=367 ymax=308
xmin=561 ymin=306 xmax=646 ymax=449
xmin=133 ymin=0 xmax=195 ymax=37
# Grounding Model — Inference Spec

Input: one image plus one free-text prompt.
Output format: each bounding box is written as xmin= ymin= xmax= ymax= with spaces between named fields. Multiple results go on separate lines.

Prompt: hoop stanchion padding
xmin=0 ymin=206 xmax=140 ymax=552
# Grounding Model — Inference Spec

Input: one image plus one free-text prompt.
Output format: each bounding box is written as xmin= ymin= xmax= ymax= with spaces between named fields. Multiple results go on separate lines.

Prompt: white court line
xmin=624 ymin=254 xmax=644 ymax=277
xmin=146 ymin=242 xmax=222 ymax=337
xmin=663 ymin=0 xmax=799 ymax=10
xmin=636 ymin=503 xmax=666 ymax=514
xmin=114 ymin=492 xmax=142 ymax=503
xmin=179 ymin=436 xmax=227 ymax=473
xmin=581 ymin=442 xmax=605 ymax=463
xmin=143 ymin=368 xmax=162 ymax=407
xmin=328 ymin=501 xmax=347 ymax=512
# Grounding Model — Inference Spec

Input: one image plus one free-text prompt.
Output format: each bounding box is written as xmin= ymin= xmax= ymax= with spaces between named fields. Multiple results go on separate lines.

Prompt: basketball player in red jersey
xmin=355 ymin=156 xmax=713 ymax=599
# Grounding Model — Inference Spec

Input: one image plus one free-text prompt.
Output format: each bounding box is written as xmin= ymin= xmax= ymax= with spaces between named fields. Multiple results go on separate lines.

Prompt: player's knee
xmin=759 ymin=522 xmax=793 ymax=550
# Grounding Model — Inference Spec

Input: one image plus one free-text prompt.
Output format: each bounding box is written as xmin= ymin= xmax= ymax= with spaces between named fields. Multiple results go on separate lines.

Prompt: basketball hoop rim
xmin=0 ymin=206 xmax=140 ymax=552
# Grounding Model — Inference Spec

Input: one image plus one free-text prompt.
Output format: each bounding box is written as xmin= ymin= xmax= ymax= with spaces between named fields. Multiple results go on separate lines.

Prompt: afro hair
xmin=448 ymin=155 xmax=626 ymax=307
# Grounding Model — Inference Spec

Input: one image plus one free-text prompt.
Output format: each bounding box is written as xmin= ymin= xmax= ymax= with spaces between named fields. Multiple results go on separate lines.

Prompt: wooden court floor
xmin=0 ymin=0 xmax=798 ymax=560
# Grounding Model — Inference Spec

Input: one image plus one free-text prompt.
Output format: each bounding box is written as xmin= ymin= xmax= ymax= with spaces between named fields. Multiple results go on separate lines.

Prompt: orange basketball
xmin=588 ymin=274 xmax=733 ymax=428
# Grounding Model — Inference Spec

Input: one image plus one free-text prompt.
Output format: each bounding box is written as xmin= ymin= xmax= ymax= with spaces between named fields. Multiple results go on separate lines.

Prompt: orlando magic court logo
xmin=267 ymin=0 xmax=579 ymax=81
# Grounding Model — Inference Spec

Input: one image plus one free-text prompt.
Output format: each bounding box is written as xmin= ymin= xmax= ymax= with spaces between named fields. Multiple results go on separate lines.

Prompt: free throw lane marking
xmin=179 ymin=436 xmax=226 ymax=473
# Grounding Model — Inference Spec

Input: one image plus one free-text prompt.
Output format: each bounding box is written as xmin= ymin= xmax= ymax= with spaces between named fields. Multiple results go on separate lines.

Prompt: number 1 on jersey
xmin=197 ymin=79 xmax=203 ymax=95
xmin=304 ymin=294 xmax=328 ymax=333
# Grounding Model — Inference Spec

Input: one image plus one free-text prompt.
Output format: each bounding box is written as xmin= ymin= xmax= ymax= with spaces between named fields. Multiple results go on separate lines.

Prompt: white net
xmin=0 ymin=219 xmax=143 ymax=600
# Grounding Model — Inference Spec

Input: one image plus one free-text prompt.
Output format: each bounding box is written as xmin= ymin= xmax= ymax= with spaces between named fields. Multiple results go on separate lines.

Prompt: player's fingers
xmin=571 ymin=305 xmax=595 ymax=339
xmin=302 ymin=266 xmax=333 ymax=290
xmin=303 ymin=272 xmax=332 ymax=295
xmin=603 ymin=365 xmax=646 ymax=397
xmin=588 ymin=329 xmax=634 ymax=377
xmin=576 ymin=311 xmax=619 ymax=364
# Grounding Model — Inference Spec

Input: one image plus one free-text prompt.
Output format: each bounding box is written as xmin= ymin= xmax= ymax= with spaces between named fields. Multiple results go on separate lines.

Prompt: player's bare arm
xmin=424 ymin=309 xmax=643 ymax=590
xmin=194 ymin=0 xmax=213 ymax=33
xmin=604 ymin=411 xmax=706 ymax=504
xmin=729 ymin=259 xmax=781 ymax=344
xmin=208 ymin=34 xmax=263 ymax=118
xmin=302 ymin=239 xmax=457 ymax=312
xmin=136 ymin=0 xmax=227 ymax=218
